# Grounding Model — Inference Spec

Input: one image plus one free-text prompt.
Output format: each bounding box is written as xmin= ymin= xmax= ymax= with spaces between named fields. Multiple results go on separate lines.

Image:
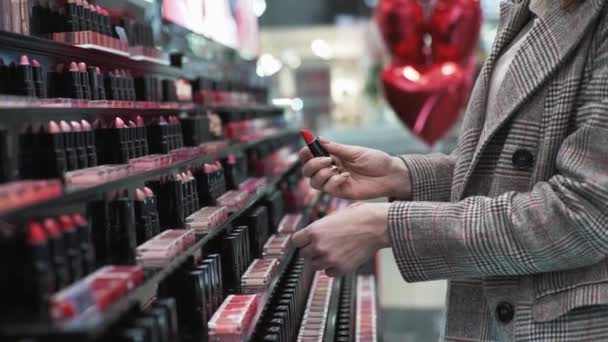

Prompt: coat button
xmin=512 ymin=149 xmax=534 ymax=169
xmin=496 ymin=302 xmax=515 ymax=323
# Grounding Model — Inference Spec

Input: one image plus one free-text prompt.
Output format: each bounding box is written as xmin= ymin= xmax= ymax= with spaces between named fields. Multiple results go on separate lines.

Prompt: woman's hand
xmin=289 ymin=202 xmax=392 ymax=277
xmin=299 ymin=137 xmax=411 ymax=200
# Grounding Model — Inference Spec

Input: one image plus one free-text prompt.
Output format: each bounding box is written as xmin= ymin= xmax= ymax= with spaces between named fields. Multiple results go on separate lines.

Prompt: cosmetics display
xmin=0 ymin=3 xmax=381 ymax=341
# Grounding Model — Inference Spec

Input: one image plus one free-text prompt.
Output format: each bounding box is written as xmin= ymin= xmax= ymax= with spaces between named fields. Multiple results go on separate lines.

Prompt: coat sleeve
xmin=396 ymin=153 xmax=456 ymax=202
xmin=389 ymin=18 xmax=608 ymax=283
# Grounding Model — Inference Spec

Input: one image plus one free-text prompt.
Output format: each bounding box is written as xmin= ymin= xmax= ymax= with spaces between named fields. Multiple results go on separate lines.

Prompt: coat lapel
xmin=456 ymin=0 xmax=606 ymax=200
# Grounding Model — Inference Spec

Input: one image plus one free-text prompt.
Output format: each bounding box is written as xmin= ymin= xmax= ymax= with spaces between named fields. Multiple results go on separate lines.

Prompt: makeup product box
xmin=276 ymin=214 xmax=303 ymax=235
xmin=263 ymin=235 xmax=289 ymax=260
xmin=48 ymin=265 xmax=144 ymax=323
xmin=236 ymin=206 xmax=269 ymax=259
xmin=147 ymin=116 xmax=183 ymax=154
xmin=263 ymin=190 xmax=284 ymax=233
xmin=194 ymin=162 xmax=227 ymax=206
xmin=296 ymin=271 xmax=334 ymax=342
xmin=207 ymin=294 xmax=259 ymax=342
xmin=0 ymin=179 xmax=62 ymax=213
xmin=185 ymin=206 xmax=228 ymax=236
xmin=240 ymin=258 xmax=279 ymax=294
xmin=136 ymin=229 xmax=195 ymax=268
xmin=216 ymin=190 xmax=250 ymax=213
xmin=181 ymin=115 xmax=212 ymax=147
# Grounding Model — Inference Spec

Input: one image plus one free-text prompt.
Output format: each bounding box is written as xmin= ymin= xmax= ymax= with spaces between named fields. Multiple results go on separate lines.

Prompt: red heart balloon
xmin=381 ymin=61 xmax=471 ymax=145
xmin=431 ymin=0 xmax=482 ymax=63
xmin=375 ymin=0 xmax=481 ymax=145
xmin=375 ymin=0 xmax=426 ymax=65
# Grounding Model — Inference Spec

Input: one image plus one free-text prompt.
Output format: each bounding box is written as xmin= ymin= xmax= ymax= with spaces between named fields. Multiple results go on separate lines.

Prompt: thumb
xmin=318 ymin=137 xmax=360 ymax=161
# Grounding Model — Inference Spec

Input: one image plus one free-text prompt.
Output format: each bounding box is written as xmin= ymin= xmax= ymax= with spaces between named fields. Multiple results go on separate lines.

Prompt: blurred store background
xmin=254 ymin=1 xmax=500 ymax=340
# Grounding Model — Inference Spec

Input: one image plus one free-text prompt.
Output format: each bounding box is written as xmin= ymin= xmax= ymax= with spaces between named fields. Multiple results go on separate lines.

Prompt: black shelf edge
xmin=0 ymin=157 xmax=303 ymax=340
xmin=0 ymin=103 xmax=284 ymax=118
xmin=0 ymin=130 xmax=299 ymax=222
xmin=249 ymin=201 xmax=317 ymax=338
xmin=0 ymin=31 xmax=184 ymax=78
xmin=324 ymin=277 xmax=343 ymax=342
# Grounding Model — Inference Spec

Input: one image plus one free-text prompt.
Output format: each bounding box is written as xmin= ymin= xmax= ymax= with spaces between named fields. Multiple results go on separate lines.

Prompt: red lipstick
xmin=300 ymin=129 xmax=329 ymax=158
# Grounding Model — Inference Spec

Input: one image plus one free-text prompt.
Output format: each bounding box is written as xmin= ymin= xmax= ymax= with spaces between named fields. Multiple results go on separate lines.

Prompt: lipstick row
xmin=0 ymin=56 xmax=184 ymax=103
xmin=192 ymin=77 xmax=268 ymax=107
xmin=18 ymin=115 xmax=197 ymax=180
xmin=254 ymin=257 xmax=314 ymax=342
xmin=296 ymin=271 xmax=335 ymax=342
xmin=2 ymin=214 xmax=94 ymax=314
xmin=33 ymin=0 xmax=127 ymax=52
xmin=31 ymin=0 xmax=113 ymax=37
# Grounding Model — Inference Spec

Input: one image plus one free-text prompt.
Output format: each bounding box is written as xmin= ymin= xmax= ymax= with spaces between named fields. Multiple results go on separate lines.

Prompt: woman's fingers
xmin=298 ymin=146 xmax=314 ymax=163
xmin=323 ymin=172 xmax=350 ymax=194
xmin=310 ymin=166 xmax=341 ymax=189
xmin=302 ymin=157 xmax=333 ymax=178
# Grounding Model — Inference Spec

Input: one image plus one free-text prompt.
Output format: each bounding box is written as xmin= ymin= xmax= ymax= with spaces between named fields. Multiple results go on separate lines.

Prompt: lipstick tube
xmin=13 ymin=55 xmax=35 ymax=97
xmin=109 ymin=197 xmax=136 ymax=265
xmin=300 ymin=129 xmax=330 ymax=158
xmin=72 ymin=214 xmax=95 ymax=275
xmin=58 ymin=215 xmax=84 ymax=281
xmin=31 ymin=59 xmax=47 ymax=98
xmin=0 ymin=127 xmax=11 ymax=182
xmin=65 ymin=0 xmax=80 ymax=32
xmin=79 ymin=62 xmax=92 ymax=100
xmin=60 ymin=120 xmax=78 ymax=171
xmin=25 ymin=222 xmax=56 ymax=311
xmin=42 ymin=218 xmax=71 ymax=289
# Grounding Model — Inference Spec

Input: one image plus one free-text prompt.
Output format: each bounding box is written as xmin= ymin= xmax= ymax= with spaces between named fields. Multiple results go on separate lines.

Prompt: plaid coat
xmin=388 ymin=0 xmax=608 ymax=340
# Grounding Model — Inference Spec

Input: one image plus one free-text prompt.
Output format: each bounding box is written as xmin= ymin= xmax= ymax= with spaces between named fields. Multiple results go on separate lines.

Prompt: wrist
xmin=387 ymin=156 xmax=412 ymax=200
xmin=366 ymin=203 xmax=392 ymax=249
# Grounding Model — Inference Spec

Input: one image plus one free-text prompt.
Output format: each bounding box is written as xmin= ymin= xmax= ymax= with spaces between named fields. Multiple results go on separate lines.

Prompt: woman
xmin=290 ymin=0 xmax=608 ymax=340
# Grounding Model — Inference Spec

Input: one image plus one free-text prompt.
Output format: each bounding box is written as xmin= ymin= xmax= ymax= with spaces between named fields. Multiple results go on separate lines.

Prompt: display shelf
xmin=0 ymin=130 xmax=299 ymax=222
xmin=0 ymin=31 xmax=184 ymax=79
xmin=0 ymin=102 xmax=284 ymax=120
xmin=0 ymin=156 xmax=304 ymax=341
xmin=324 ymin=277 xmax=343 ymax=342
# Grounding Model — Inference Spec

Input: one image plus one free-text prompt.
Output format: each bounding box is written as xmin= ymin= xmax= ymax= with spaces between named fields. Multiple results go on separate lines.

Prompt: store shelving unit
xmin=0 ymin=158 xmax=307 ymax=341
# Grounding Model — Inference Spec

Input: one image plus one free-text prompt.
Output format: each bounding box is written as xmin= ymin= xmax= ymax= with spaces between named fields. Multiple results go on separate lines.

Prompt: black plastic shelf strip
xmin=0 ymin=130 xmax=299 ymax=222
xmin=324 ymin=277 xmax=343 ymax=342
xmin=0 ymin=31 xmax=184 ymax=78
xmin=249 ymin=202 xmax=317 ymax=338
xmin=0 ymin=103 xmax=284 ymax=118
xmin=0 ymin=159 xmax=303 ymax=341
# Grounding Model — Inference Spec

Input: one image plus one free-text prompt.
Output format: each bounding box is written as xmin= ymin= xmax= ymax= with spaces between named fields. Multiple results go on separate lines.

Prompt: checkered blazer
xmin=388 ymin=0 xmax=608 ymax=340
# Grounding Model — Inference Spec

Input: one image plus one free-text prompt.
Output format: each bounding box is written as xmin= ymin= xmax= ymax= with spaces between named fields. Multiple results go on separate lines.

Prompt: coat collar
xmin=456 ymin=0 xmax=606 ymax=200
